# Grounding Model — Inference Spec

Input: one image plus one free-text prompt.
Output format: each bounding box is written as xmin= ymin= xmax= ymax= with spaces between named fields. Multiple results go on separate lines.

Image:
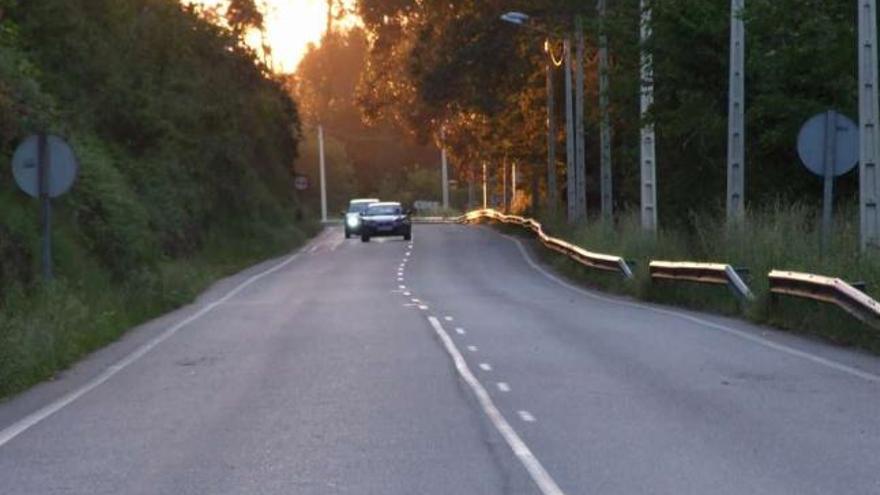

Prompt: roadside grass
xmin=0 ymin=220 xmax=319 ymax=401
xmin=489 ymin=202 xmax=880 ymax=355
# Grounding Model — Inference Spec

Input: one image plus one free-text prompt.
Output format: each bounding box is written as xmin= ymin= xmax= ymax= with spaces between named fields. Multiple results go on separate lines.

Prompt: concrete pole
xmin=858 ymin=0 xmax=880 ymax=250
xmin=502 ymin=158 xmax=508 ymax=212
xmin=640 ymin=0 xmax=658 ymax=231
xmin=726 ymin=0 xmax=746 ymax=223
xmin=441 ymin=130 xmax=449 ymax=210
xmin=574 ymin=16 xmax=587 ymax=221
xmin=467 ymin=162 xmax=475 ymax=210
xmin=482 ymin=162 xmax=488 ymax=209
xmin=318 ymin=125 xmax=327 ymax=223
xmin=564 ymin=38 xmax=576 ymax=223
xmin=545 ymin=41 xmax=558 ymax=214
xmin=511 ymin=161 xmax=517 ymax=208
xmin=597 ymin=1 xmax=613 ymax=220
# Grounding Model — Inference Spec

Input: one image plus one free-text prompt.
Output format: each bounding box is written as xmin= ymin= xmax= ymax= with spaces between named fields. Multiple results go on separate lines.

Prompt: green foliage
xmin=0 ymin=0 xmax=312 ymax=399
xmin=533 ymin=203 xmax=880 ymax=353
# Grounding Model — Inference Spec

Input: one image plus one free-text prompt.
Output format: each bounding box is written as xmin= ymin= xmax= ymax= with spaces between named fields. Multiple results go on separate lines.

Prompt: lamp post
xmin=501 ymin=12 xmax=579 ymax=220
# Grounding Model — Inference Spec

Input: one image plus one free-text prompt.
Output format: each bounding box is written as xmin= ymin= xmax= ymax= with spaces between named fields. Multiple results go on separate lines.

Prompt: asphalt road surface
xmin=1 ymin=225 xmax=879 ymax=494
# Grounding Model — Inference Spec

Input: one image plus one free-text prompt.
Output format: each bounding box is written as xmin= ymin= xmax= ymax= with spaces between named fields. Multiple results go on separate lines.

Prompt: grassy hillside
xmin=0 ymin=0 xmax=315 ymax=399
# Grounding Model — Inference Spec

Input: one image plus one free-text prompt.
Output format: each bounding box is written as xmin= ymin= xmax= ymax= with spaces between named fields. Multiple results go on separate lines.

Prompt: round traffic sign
xmin=12 ymin=134 xmax=79 ymax=198
xmin=796 ymin=110 xmax=859 ymax=177
xmin=294 ymin=174 xmax=309 ymax=191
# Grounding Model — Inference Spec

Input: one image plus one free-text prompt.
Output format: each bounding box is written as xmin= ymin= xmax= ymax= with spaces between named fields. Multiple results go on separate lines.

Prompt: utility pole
xmin=640 ymin=0 xmax=658 ymax=231
xmin=440 ymin=130 xmax=450 ymax=210
xmin=318 ymin=125 xmax=327 ymax=223
xmin=574 ymin=17 xmax=587 ymax=221
xmin=482 ymin=162 xmax=488 ymax=209
xmin=597 ymin=0 xmax=613 ymax=220
xmin=511 ymin=161 xmax=517 ymax=208
xmin=468 ymin=162 xmax=475 ymax=210
xmin=859 ymin=0 xmax=880 ymax=250
xmin=545 ymin=40 xmax=558 ymax=214
xmin=726 ymin=0 xmax=746 ymax=223
xmin=564 ymin=38 xmax=576 ymax=223
xmin=502 ymin=159 xmax=508 ymax=211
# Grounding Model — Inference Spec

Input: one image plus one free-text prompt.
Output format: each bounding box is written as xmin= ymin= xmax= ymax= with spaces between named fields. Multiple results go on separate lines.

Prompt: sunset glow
xmin=185 ymin=0 xmax=358 ymax=73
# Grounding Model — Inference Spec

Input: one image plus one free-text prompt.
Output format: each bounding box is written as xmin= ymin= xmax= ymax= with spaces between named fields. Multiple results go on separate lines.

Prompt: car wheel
xmin=403 ymin=232 xmax=412 ymax=241
xmin=361 ymin=234 xmax=370 ymax=242
xmin=345 ymin=230 xmax=351 ymax=239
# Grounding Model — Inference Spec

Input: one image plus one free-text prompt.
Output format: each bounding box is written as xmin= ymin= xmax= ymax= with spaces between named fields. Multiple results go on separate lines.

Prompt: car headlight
xmin=346 ymin=214 xmax=360 ymax=228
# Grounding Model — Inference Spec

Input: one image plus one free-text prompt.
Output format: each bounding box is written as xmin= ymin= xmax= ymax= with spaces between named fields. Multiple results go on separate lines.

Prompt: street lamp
xmin=500 ymin=11 xmax=578 ymax=217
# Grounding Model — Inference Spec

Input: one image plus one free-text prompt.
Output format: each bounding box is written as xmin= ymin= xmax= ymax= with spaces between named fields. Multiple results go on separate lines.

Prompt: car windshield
xmin=348 ymin=202 xmax=374 ymax=213
xmin=366 ymin=205 xmax=401 ymax=216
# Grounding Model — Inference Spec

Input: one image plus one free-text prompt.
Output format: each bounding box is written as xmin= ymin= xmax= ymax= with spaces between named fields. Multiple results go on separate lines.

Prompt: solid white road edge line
xmin=504 ymin=234 xmax=880 ymax=384
xmin=0 ymin=249 xmax=306 ymax=449
xmin=426 ymin=316 xmax=565 ymax=495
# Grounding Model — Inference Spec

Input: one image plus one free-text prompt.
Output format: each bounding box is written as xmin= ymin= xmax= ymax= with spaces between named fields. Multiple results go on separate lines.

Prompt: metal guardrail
xmin=461 ymin=209 xmax=634 ymax=279
xmin=769 ymin=270 xmax=880 ymax=326
xmin=460 ymin=209 xmax=880 ymax=329
xmin=649 ymin=261 xmax=755 ymax=301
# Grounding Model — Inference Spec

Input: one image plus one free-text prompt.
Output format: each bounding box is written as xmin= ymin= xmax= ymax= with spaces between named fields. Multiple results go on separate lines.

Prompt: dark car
xmin=344 ymin=198 xmax=379 ymax=238
xmin=360 ymin=202 xmax=411 ymax=242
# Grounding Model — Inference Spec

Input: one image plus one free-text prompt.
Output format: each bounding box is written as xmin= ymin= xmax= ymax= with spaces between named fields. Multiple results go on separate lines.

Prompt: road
xmin=1 ymin=224 xmax=879 ymax=494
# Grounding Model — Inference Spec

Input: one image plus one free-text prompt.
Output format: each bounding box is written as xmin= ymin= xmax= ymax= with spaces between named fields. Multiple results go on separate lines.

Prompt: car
xmin=360 ymin=202 xmax=412 ymax=242
xmin=344 ymin=198 xmax=380 ymax=238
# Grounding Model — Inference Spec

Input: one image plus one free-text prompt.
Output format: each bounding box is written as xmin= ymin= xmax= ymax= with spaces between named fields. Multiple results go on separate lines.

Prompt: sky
xmin=184 ymin=0 xmax=358 ymax=73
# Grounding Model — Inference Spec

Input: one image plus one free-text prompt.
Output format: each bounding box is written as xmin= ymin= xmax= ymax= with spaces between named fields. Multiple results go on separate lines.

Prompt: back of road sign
xmin=12 ymin=134 xmax=79 ymax=198
xmin=796 ymin=110 xmax=859 ymax=177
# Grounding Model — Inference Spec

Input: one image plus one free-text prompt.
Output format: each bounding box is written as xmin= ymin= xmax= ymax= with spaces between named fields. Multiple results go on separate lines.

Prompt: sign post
xmin=12 ymin=133 xmax=79 ymax=281
xmin=796 ymin=110 xmax=859 ymax=251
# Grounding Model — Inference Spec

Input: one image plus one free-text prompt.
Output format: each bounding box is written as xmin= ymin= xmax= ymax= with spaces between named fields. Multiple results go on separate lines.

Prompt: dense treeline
xmin=292 ymin=27 xmax=448 ymax=214
xmin=356 ymin=0 xmax=861 ymax=223
xmin=0 ymin=0 xmax=310 ymax=397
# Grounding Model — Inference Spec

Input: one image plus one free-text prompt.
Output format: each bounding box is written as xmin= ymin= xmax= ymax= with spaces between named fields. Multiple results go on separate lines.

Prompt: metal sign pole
xmin=726 ymin=0 xmax=746 ymax=223
xmin=821 ymin=111 xmax=837 ymax=251
xmin=858 ymin=0 xmax=880 ymax=251
xmin=640 ymin=0 xmax=658 ymax=232
xmin=37 ymin=133 xmax=52 ymax=281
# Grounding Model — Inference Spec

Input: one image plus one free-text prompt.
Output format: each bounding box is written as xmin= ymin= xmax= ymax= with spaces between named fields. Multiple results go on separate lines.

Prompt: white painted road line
xmin=518 ymin=410 xmax=536 ymax=423
xmin=403 ymin=292 xmax=411 ymax=296
xmin=479 ymin=363 xmax=492 ymax=371
xmin=467 ymin=345 xmax=478 ymax=352
xmin=397 ymin=278 xmax=404 ymax=282
xmin=455 ymin=328 xmax=466 ymax=335
xmin=411 ymin=298 xmax=421 ymax=303
xmin=505 ymin=234 xmax=880 ymax=384
xmin=498 ymin=382 xmax=511 ymax=392
xmin=398 ymin=285 xmax=406 ymax=289
xmin=426 ymin=317 xmax=565 ymax=495
xmin=444 ymin=316 xmax=454 ymax=322
xmin=0 ymin=248 xmax=307 ymax=449
xmin=418 ymin=305 xmax=429 ymax=310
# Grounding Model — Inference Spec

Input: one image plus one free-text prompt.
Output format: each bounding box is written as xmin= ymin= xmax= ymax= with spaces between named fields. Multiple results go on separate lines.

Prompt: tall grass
xmin=0 ymin=221 xmax=318 ymax=400
xmin=527 ymin=203 xmax=880 ymax=354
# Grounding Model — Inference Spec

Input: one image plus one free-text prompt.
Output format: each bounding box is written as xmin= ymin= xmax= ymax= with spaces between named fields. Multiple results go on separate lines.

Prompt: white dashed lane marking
xmin=425 ymin=317 xmax=564 ymax=495
xmin=518 ymin=411 xmax=536 ymax=423
xmin=479 ymin=363 xmax=492 ymax=371
xmin=455 ymin=328 xmax=466 ymax=335
xmin=403 ymin=292 xmax=411 ymax=296
xmin=467 ymin=345 xmax=478 ymax=352
xmin=444 ymin=316 xmax=454 ymax=322
xmin=497 ymin=382 xmax=511 ymax=392
xmin=418 ymin=305 xmax=429 ymax=310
